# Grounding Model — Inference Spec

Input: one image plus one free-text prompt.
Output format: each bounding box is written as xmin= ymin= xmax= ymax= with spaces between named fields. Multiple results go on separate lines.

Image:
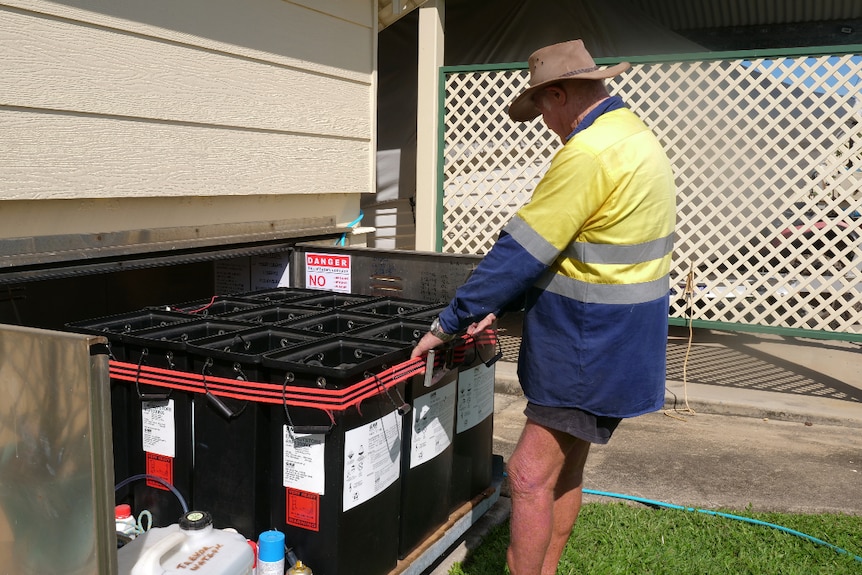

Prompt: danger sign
xmin=305 ymin=252 xmax=351 ymax=293
xmin=306 ymin=254 xmax=350 ymax=268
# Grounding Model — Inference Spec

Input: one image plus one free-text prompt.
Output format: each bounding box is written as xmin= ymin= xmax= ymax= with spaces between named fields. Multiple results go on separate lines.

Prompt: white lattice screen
xmin=442 ymin=53 xmax=862 ymax=336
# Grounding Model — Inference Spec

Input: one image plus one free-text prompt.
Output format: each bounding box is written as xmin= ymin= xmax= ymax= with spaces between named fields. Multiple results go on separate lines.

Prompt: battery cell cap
xmin=179 ymin=510 xmax=213 ymax=531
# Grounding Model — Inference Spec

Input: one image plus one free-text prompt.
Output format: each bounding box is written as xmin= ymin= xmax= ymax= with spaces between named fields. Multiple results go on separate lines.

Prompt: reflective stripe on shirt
xmin=565 ymin=233 xmax=674 ymax=265
xmin=503 ymin=216 xmax=559 ymax=265
xmin=536 ymin=270 xmax=670 ymax=305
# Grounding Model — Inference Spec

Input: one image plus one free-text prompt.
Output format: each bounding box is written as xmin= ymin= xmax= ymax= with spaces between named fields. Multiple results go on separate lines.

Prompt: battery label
xmin=146 ymin=452 xmax=173 ymax=491
xmin=283 ymin=426 xmax=326 ymax=494
xmin=142 ymin=399 xmax=175 ymax=458
xmin=342 ymin=409 xmax=402 ymax=512
xmin=286 ymin=488 xmax=320 ymax=532
xmin=410 ymin=380 xmax=456 ymax=468
xmin=456 ymin=363 xmax=495 ymax=433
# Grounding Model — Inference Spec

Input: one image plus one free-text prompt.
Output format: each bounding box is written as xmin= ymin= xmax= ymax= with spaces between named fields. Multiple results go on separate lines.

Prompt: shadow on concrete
xmin=666 ymin=326 xmax=862 ymax=403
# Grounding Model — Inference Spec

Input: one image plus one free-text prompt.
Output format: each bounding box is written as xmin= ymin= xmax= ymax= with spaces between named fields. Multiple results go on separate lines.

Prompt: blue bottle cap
xmin=258 ymin=530 xmax=286 ymax=563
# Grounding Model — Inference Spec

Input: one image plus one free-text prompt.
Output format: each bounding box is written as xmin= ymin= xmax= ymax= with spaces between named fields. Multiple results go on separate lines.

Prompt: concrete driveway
xmin=493 ymin=390 xmax=862 ymax=515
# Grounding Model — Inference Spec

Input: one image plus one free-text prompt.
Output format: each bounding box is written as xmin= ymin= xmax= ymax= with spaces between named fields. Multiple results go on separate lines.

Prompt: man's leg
xmin=506 ymin=419 xmax=591 ymax=575
xmin=541 ymin=437 xmax=590 ymax=575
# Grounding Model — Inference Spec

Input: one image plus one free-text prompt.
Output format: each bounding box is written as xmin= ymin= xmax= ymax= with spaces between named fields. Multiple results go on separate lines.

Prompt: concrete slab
xmin=493 ymin=392 xmax=862 ymax=515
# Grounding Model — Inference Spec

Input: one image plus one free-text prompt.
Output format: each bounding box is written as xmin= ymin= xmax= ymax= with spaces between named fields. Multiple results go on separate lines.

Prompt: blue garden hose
xmin=336 ymin=211 xmax=364 ymax=246
xmin=583 ymin=488 xmax=862 ymax=563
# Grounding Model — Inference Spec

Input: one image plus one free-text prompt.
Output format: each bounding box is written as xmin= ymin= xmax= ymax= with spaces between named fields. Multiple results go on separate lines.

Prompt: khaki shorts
xmin=524 ymin=402 xmax=622 ymax=445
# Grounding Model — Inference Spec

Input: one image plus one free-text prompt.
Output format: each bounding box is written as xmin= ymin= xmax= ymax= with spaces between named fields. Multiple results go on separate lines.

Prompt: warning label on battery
xmin=286 ymin=488 xmax=320 ymax=531
xmin=283 ymin=426 xmax=326 ymax=494
xmin=142 ymin=399 xmax=175 ymax=458
xmin=146 ymin=453 xmax=173 ymax=491
xmin=456 ymin=363 xmax=495 ymax=433
xmin=410 ymin=380 xmax=456 ymax=469
xmin=342 ymin=409 xmax=402 ymax=512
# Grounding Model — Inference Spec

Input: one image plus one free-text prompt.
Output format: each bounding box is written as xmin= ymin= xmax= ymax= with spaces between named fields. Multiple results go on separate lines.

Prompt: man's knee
xmin=507 ymin=447 xmax=558 ymax=497
xmin=507 ymin=458 xmax=543 ymax=498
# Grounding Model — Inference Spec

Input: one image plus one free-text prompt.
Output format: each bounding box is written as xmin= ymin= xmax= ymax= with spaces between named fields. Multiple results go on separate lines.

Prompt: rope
xmin=665 ymin=261 xmax=697 ymax=421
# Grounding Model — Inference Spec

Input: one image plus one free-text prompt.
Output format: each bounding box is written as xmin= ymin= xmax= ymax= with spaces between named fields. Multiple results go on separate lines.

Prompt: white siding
xmin=0 ymin=0 xmax=375 ymax=242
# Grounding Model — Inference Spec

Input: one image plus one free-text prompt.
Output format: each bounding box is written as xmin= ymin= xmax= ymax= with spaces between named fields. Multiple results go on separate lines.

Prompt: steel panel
xmin=0 ymin=324 xmax=115 ymax=575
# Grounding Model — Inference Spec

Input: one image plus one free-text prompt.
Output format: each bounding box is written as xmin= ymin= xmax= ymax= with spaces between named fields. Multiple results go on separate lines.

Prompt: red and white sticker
xmin=146 ymin=452 xmax=173 ymax=491
xmin=142 ymin=400 xmax=176 ymax=491
xmin=286 ymin=488 xmax=320 ymax=531
xmin=305 ymin=252 xmax=351 ymax=293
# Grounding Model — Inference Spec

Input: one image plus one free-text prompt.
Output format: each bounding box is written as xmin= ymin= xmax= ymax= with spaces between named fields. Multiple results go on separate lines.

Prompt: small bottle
xmin=257 ymin=530 xmax=285 ymax=575
xmin=115 ymin=504 xmax=138 ymax=539
xmin=246 ymin=539 xmax=258 ymax=573
xmin=287 ymin=560 xmax=313 ymax=575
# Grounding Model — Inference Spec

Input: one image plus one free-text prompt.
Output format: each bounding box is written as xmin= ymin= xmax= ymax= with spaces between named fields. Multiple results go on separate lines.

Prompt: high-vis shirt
xmin=438 ymin=98 xmax=676 ymax=418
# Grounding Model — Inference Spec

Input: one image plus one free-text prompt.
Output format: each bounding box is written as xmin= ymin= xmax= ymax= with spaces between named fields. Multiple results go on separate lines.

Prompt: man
xmin=411 ymin=39 xmax=676 ymax=575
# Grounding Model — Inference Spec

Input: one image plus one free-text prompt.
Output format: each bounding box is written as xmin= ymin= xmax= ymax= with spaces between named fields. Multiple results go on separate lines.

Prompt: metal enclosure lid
xmin=0 ymin=323 xmax=117 ymax=574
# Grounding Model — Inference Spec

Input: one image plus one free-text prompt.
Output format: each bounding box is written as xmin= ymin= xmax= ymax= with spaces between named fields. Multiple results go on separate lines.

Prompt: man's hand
xmin=466 ymin=312 xmax=497 ymax=336
xmin=410 ymin=331 xmax=446 ymax=359
xmin=410 ymin=312 xmax=497 ymax=359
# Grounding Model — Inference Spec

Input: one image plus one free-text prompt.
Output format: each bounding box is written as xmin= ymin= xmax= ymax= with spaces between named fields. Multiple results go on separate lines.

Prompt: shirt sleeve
xmin=437 ymin=230 xmax=548 ymax=332
xmin=438 ymin=140 xmax=611 ymax=333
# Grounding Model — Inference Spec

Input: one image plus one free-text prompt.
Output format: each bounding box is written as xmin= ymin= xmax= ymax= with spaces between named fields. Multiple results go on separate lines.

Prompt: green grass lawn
xmin=449 ymin=502 xmax=862 ymax=575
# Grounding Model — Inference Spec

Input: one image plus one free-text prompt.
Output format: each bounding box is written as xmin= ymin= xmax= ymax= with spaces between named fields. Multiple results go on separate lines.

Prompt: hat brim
xmin=507 ymin=62 xmax=632 ymax=122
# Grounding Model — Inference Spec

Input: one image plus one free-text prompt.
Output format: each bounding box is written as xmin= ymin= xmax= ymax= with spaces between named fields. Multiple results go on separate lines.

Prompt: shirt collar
xmin=565 ymin=95 xmax=626 ymax=141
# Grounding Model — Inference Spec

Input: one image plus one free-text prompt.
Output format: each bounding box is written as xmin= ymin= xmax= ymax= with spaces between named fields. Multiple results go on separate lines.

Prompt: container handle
xmin=366 ymin=371 xmax=410 ymax=416
xmin=131 ymin=531 xmax=186 ymax=575
xmin=423 ymin=348 xmax=452 ymax=388
xmin=282 ymin=374 xmax=334 ymax=436
xmin=477 ymin=330 xmax=504 ymax=368
xmin=135 ymin=349 xmax=172 ymax=401
xmin=201 ymin=358 xmax=247 ymax=420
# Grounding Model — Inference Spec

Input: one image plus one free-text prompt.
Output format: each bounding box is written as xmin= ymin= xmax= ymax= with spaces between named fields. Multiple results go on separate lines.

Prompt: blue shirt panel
xmin=519 ymin=288 xmax=668 ymax=417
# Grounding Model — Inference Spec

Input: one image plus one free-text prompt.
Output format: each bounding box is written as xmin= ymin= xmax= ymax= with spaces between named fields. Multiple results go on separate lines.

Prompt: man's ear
xmin=546 ymin=85 xmax=567 ymax=105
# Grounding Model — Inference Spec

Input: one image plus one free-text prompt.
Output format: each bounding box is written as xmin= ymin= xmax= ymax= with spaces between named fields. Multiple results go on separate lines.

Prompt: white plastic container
xmin=116 ymin=504 xmax=139 ymax=539
xmin=117 ymin=511 xmax=254 ymax=575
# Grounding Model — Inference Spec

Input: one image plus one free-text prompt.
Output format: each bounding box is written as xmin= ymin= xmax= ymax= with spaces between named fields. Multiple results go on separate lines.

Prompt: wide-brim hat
xmin=508 ymin=39 xmax=631 ymax=122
